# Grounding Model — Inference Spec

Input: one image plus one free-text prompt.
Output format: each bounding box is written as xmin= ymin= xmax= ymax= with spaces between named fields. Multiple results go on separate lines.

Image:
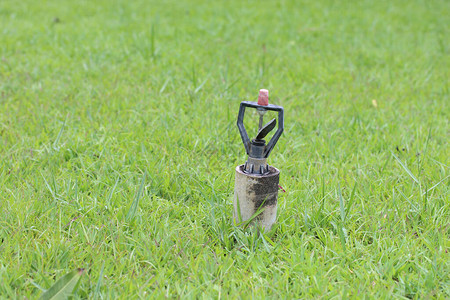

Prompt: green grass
xmin=0 ymin=0 xmax=449 ymax=298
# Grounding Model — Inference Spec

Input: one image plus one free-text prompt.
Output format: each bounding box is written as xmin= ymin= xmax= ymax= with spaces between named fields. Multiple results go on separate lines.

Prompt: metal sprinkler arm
xmin=237 ymin=101 xmax=284 ymax=158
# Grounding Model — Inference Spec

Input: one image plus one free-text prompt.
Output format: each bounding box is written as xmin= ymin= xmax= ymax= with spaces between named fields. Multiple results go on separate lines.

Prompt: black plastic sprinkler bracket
xmin=237 ymin=101 xmax=284 ymax=158
xmin=237 ymin=101 xmax=284 ymax=175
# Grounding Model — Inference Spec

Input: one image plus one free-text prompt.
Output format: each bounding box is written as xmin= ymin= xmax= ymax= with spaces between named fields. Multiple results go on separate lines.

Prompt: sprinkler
xmin=234 ymin=89 xmax=284 ymax=231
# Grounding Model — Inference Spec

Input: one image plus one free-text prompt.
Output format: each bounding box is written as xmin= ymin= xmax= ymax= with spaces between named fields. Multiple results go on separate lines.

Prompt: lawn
xmin=0 ymin=0 xmax=449 ymax=298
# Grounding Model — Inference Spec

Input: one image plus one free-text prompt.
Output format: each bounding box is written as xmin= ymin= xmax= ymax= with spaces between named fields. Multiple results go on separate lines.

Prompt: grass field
xmin=0 ymin=0 xmax=449 ymax=298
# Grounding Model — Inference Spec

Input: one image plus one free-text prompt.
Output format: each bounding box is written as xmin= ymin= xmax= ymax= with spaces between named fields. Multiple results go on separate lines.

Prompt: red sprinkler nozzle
xmin=257 ymin=89 xmax=269 ymax=106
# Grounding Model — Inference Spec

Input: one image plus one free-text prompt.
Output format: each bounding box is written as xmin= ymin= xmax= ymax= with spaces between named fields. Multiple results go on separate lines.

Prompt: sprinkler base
xmin=233 ymin=164 xmax=280 ymax=232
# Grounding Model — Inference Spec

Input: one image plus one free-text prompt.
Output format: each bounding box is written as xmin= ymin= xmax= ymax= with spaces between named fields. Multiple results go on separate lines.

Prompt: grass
xmin=0 ymin=0 xmax=448 ymax=298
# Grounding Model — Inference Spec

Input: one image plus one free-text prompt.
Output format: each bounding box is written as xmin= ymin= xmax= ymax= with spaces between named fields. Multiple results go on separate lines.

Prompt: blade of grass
xmin=126 ymin=172 xmax=146 ymax=222
xmin=421 ymin=175 xmax=449 ymax=196
xmin=40 ymin=268 xmax=84 ymax=300
xmin=106 ymin=176 xmax=120 ymax=207
xmin=344 ymin=181 xmax=357 ymax=221
xmin=391 ymin=151 xmax=420 ymax=184
xmin=53 ymin=113 xmax=68 ymax=149
xmin=338 ymin=183 xmax=345 ymax=223
xmin=235 ymin=194 xmax=243 ymax=224
xmin=241 ymin=196 xmax=268 ymax=229
xmin=93 ymin=262 xmax=105 ymax=300
xmin=41 ymin=173 xmax=56 ymax=201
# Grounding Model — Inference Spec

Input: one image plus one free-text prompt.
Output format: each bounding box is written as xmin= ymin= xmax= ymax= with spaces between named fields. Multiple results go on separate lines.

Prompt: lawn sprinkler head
xmin=234 ymin=89 xmax=284 ymax=231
